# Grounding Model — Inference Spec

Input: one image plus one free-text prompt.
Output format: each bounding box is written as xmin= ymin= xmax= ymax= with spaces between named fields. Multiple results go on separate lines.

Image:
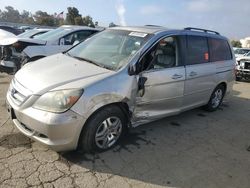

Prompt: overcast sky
xmin=0 ymin=0 xmax=249 ymax=39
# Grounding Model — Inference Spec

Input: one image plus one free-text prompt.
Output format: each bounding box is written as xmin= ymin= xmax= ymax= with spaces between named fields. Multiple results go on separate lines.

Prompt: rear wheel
xmin=78 ymin=105 xmax=127 ymax=153
xmin=204 ymin=84 xmax=225 ymax=112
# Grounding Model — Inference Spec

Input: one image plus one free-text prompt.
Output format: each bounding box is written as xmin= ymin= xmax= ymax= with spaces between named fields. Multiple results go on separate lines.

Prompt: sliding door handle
xmin=172 ymin=74 xmax=183 ymax=79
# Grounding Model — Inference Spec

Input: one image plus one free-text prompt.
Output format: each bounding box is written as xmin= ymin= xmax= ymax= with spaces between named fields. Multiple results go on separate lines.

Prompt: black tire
xmin=236 ymin=76 xmax=241 ymax=81
xmin=78 ymin=105 xmax=128 ymax=153
xmin=204 ymin=84 xmax=225 ymax=112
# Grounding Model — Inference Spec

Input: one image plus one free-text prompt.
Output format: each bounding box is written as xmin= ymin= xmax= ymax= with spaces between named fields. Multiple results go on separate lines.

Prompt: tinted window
xmin=209 ymin=38 xmax=232 ymax=61
xmin=187 ymin=36 xmax=209 ymax=65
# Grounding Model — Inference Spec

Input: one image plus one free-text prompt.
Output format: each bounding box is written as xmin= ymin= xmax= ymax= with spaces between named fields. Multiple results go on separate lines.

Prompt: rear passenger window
xmin=187 ymin=36 xmax=209 ymax=65
xmin=209 ymin=38 xmax=232 ymax=61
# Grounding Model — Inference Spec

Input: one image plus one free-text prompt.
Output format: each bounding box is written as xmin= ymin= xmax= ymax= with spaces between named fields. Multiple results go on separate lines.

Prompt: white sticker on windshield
xmin=129 ymin=32 xmax=148 ymax=38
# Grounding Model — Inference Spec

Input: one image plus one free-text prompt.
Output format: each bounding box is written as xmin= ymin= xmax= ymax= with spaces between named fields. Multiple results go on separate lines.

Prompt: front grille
xmin=9 ymin=78 xmax=32 ymax=106
xmin=245 ymin=62 xmax=250 ymax=70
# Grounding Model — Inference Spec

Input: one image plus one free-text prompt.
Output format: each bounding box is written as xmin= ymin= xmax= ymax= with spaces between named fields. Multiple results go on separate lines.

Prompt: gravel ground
xmin=0 ymin=73 xmax=250 ymax=188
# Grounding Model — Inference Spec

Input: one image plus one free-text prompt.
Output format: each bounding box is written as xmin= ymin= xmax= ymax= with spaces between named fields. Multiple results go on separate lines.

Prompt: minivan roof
xmin=110 ymin=25 xmax=167 ymax=34
xmin=109 ymin=26 xmax=228 ymax=40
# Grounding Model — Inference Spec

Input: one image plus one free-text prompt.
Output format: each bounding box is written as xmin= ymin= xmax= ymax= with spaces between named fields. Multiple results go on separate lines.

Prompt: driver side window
xmin=140 ymin=36 xmax=178 ymax=71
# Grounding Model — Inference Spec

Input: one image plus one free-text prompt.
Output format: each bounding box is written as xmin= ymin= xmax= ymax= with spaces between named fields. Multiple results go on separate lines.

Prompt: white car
xmin=0 ymin=25 xmax=102 ymax=74
xmin=235 ymin=51 xmax=250 ymax=81
xmin=22 ymin=26 xmax=103 ymax=64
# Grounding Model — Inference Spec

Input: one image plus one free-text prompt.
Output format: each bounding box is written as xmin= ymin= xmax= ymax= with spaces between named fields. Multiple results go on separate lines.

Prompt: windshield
xmin=67 ymin=30 xmax=152 ymax=71
xmin=244 ymin=52 xmax=250 ymax=57
xmin=235 ymin=49 xmax=250 ymax=55
xmin=34 ymin=27 xmax=71 ymax=41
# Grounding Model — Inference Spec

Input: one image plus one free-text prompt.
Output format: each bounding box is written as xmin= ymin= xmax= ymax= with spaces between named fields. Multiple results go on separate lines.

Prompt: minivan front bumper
xmin=6 ymin=93 xmax=86 ymax=152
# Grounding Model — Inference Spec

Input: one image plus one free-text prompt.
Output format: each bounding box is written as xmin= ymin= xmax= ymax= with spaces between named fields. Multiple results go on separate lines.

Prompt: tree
xmin=20 ymin=10 xmax=34 ymax=24
xmin=82 ymin=15 xmax=94 ymax=27
xmin=0 ymin=5 xmax=100 ymax=28
xmin=231 ymin=40 xmax=242 ymax=48
xmin=65 ymin=7 xmax=97 ymax=27
xmin=33 ymin=11 xmax=56 ymax=26
xmin=0 ymin=6 xmax=21 ymax=23
xmin=109 ymin=22 xmax=117 ymax=27
xmin=66 ymin=7 xmax=81 ymax=25
xmin=74 ymin=16 xmax=83 ymax=25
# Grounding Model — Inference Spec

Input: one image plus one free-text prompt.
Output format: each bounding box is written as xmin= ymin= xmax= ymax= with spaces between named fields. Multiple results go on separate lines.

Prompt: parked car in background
xmin=235 ymin=51 xmax=250 ymax=81
xmin=6 ymin=26 xmax=235 ymax=152
xmin=0 ymin=29 xmax=16 ymax=72
xmin=234 ymin=48 xmax=250 ymax=58
xmin=0 ymin=36 xmax=46 ymax=74
xmin=22 ymin=25 xmax=103 ymax=65
xmin=0 ymin=25 xmax=102 ymax=74
xmin=18 ymin=28 xmax=52 ymax=39
xmin=0 ymin=25 xmax=24 ymax=35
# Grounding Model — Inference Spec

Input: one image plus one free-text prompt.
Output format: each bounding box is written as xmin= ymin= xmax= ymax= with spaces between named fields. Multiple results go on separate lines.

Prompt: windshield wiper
xmin=66 ymin=53 xmax=113 ymax=70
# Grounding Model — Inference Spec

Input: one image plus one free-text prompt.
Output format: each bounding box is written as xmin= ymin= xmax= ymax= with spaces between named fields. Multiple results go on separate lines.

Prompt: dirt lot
xmin=0 ymin=73 xmax=250 ymax=188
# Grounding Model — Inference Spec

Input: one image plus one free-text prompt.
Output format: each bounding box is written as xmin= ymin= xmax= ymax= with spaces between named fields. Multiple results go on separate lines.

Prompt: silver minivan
xmin=6 ymin=26 xmax=235 ymax=152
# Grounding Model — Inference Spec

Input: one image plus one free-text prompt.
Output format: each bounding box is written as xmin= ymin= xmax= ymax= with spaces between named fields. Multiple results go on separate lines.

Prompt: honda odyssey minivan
xmin=6 ymin=26 xmax=235 ymax=152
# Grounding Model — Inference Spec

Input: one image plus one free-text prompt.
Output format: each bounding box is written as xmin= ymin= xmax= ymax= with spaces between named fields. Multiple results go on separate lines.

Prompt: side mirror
xmin=138 ymin=76 xmax=147 ymax=97
xmin=59 ymin=38 xmax=65 ymax=45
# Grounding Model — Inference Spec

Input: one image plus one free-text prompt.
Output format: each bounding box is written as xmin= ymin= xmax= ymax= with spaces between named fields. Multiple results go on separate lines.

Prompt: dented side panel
xmin=132 ymin=67 xmax=185 ymax=124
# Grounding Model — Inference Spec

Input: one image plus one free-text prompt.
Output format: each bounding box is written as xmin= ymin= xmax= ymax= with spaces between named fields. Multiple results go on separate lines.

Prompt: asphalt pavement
xmin=0 ymin=73 xmax=250 ymax=188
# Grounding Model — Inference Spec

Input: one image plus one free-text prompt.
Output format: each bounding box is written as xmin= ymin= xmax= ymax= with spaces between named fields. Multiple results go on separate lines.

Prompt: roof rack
xmin=184 ymin=27 xmax=220 ymax=35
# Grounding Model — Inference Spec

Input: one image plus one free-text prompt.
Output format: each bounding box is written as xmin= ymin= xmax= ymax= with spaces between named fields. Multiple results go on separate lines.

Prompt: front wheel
xmin=204 ymin=85 xmax=225 ymax=112
xmin=78 ymin=105 xmax=127 ymax=153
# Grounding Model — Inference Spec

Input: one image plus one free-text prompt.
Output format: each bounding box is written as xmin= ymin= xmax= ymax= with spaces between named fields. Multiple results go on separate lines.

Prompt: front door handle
xmin=172 ymin=74 xmax=183 ymax=79
xmin=189 ymin=71 xmax=197 ymax=77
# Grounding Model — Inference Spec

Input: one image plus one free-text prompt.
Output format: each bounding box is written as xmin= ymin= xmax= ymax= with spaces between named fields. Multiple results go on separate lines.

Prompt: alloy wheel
xmin=95 ymin=116 xmax=122 ymax=149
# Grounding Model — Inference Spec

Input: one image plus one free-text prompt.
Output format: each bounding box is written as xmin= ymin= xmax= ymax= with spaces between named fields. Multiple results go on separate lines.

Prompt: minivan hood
xmin=15 ymin=53 xmax=112 ymax=94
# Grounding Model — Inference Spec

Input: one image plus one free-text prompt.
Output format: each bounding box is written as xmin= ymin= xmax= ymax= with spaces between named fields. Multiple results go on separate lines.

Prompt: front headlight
xmin=240 ymin=61 xmax=245 ymax=67
xmin=33 ymin=89 xmax=83 ymax=113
